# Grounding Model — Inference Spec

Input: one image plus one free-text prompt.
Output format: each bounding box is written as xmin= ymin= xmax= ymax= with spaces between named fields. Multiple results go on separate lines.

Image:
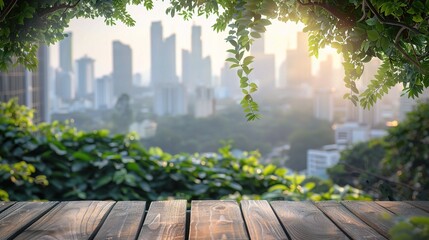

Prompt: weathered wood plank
xmin=406 ymin=201 xmax=429 ymax=213
xmin=342 ymin=201 xmax=395 ymax=238
xmin=138 ymin=200 xmax=186 ymax=240
xmin=316 ymin=201 xmax=386 ymax=240
xmin=0 ymin=201 xmax=15 ymax=213
xmin=14 ymin=201 xmax=114 ymax=240
xmin=377 ymin=201 xmax=429 ymax=217
xmin=94 ymin=201 xmax=147 ymax=240
xmin=0 ymin=201 xmax=57 ymax=239
xmin=271 ymin=201 xmax=348 ymax=240
xmin=241 ymin=200 xmax=288 ymax=240
xmin=189 ymin=200 xmax=249 ymax=240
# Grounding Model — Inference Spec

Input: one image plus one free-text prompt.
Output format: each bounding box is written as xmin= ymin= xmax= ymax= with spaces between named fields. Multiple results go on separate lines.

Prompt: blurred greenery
xmin=389 ymin=215 xmax=429 ymax=240
xmin=329 ymin=101 xmax=429 ymax=200
xmin=0 ymin=99 xmax=368 ymax=201
xmin=145 ymin=105 xmax=333 ymax=158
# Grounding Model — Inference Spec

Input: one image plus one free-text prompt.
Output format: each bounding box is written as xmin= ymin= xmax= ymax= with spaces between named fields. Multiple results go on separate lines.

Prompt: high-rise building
xmin=250 ymin=35 xmax=275 ymax=95
xmin=194 ymin=86 xmax=215 ymax=118
xmin=182 ymin=25 xmax=212 ymax=93
xmin=153 ymin=83 xmax=187 ymax=116
xmin=38 ymin=45 xmax=50 ymax=122
xmin=220 ymin=60 xmax=240 ymax=99
xmin=59 ymin=32 xmax=73 ymax=72
xmin=55 ymin=71 xmax=74 ymax=101
xmin=0 ymin=46 xmax=49 ymax=123
xmin=112 ymin=41 xmax=133 ymax=98
xmin=314 ymin=88 xmax=334 ymax=122
xmin=181 ymin=25 xmax=214 ymax=117
xmin=56 ymin=32 xmax=75 ymax=102
xmin=76 ymin=56 xmax=95 ymax=99
xmin=164 ymin=35 xmax=178 ymax=82
xmin=150 ymin=22 xmax=179 ymax=85
xmin=150 ymin=22 xmax=187 ymax=116
xmin=315 ymin=55 xmax=334 ymax=89
xmin=282 ymin=32 xmax=312 ymax=88
xmin=151 ymin=21 xmax=163 ymax=87
xmin=95 ymin=75 xmax=113 ymax=109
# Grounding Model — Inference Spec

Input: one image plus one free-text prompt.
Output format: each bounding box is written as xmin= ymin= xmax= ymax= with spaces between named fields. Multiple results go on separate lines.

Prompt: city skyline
xmin=49 ymin=4 xmax=339 ymax=85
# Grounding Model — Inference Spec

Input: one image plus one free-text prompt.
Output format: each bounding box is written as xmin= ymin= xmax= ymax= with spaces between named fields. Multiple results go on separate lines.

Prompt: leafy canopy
xmin=1 ymin=0 xmax=429 ymax=120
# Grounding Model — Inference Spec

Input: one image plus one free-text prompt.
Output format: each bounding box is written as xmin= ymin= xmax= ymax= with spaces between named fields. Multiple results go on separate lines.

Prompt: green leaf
xmin=412 ymin=14 xmax=423 ymax=23
xmin=250 ymin=31 xmax=261 ymax=38
xmin=367 ymin=30 xmax=380 ymax=41
xmin=72 ymin=151 xmax=92 ymax=162
xmin=365 ymin=17 xmax=378 ymax=26
xmin=226 ymin=57 xmax=239 ymax=64
xmin=229 ymin=182 xmax=243 ymax=191
xmin=263 ymin=164 xmax=276 ymax=176
xmin=268 ymin=184 xmax=287 ymax=192
xmin=94 ymin=175 xmax=112 ymax=189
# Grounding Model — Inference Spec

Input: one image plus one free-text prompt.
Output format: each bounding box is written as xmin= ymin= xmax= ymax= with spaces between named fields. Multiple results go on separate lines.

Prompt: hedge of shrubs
xmin=0 ymin=99 xmax=369 ymax=201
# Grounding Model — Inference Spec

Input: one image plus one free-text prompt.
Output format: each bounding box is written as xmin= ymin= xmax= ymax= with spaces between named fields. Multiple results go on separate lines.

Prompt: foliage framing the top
xmin=1 ymin=0 xmax=429 ymax=120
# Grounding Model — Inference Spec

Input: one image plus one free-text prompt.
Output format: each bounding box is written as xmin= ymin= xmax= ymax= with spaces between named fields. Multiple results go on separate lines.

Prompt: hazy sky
xmin=50 ymin=2 xmax=339 ymax=84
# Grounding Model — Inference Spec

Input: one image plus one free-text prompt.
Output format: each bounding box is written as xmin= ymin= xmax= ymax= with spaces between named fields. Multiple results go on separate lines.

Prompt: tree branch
xmin=340 ymin=162 xmax=420 ymax=192
xmin=297 ymin=0 xmax=355 ymax=28
xmin=0 ymin=0 xmax=18 ymax=22
xmin=364 ymin=0 xmax=423 ymax=35
xmin=357 ymin=0 xmax=367 ymax=22
xmin=394 ymin=42 xmax=422 ymax=70
xmin=38 ymin=0 xmax=81 ymax=18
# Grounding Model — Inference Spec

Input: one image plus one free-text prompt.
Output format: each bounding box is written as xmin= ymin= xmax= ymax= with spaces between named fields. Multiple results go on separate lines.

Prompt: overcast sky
xmin=49 ymin=2 xmax=339 ymax=84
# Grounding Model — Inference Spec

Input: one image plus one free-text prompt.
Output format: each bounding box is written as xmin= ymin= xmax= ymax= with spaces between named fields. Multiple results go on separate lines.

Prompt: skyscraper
xmin=59 ymin=33 xmax=73 ymax=72
xmin=283 ymin=32 xmax=312 ymax=88
xmin=150 ymin=22 xmax=179 ymax=85
xmin=182 ymin=25 xmax=212 ymax=92
xmin=76 ymin=56 xmax=95 ymax=99
xmin=150 ymin=22 xmax=186 ymax=116
xmin=95 ymin=75 xmax=113 ymax=109
xmin=220 ymin=60 xmax=240 ymax=98
xmin=153 ymin=83 xmax=188 ymax=116
xmin=112 ymin=41 xmax=133 ymax=98
xmin=164 ymin=35 xmax=178 ymax=82
xmin=151 ymin=21 xmax=163 ymax=87
xmin=249 ymin=35 xmax=275 ymax=95
xmin=38 ymin=45 xmax=50 ymax=122
xmin=56 ymin=33 xmax=75 ymax=102
xmin=0 ymin=45 xmax=49 ymax=123
xmin=55 ymin=71 xmax=74 ymax=101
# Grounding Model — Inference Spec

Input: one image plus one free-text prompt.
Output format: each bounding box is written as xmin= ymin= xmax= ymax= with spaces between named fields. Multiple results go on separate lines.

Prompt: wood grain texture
xmin=14 ymin=201 xmax=114 ymax=240
xmin=241 ymin=200 xmax=288 ymax=240
xmin=377 ymin=201 xmax=429 ymax=217
xmin=271 ymin=201 xmax=348 ymax=240
xmin=316 ymin=201 xmax=386 ymax=240
xmin=0 ymin=201 xmax=57 ymax=239
xmin=0 ymin=202 xmax=15 ymax=214
xmin=341 ymin=201 xmax=395 ymax=238
xmin=406 ymin=201 xmax=429 ymax=213
xmin=189 ymin=200 xmax=249 ymax=240
xmin=94 ymin=201 xmax=147 ymax=240
xmin=138 ymin=200 xmax=187 ymax=240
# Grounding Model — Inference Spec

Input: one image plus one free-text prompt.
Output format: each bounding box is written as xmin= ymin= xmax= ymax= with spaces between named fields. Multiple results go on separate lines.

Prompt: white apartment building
xmin=307 ymin=122 xmax=387 ymax=179
xmin=307 ymin=145 xmax=343 ymax=179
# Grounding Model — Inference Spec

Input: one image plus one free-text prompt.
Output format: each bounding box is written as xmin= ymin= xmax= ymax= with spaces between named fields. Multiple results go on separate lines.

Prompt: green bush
xmin=389 ymin=216 xmax=429 ymax=240
xmin=328 ymin=101 xmax=429 ymax=200
xmin=0 ymin=99 xmax=369 ymax=201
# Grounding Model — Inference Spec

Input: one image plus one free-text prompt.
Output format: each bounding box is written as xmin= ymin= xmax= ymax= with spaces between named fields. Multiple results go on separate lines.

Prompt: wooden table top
xmin=0 ymin=200 xmax=428 ymax=239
